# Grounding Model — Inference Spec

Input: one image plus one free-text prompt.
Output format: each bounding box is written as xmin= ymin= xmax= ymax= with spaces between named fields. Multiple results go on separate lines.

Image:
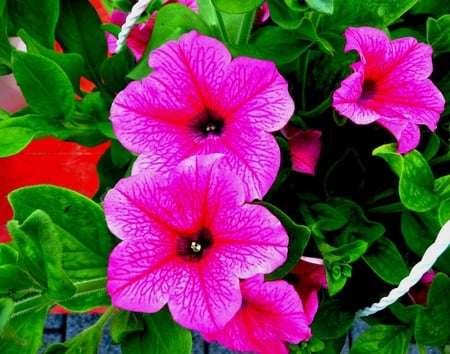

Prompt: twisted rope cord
xmin=356 ymin=219 xmax=450 ymax=317
xmin=116 ymin=0 xmax=152 ymax=52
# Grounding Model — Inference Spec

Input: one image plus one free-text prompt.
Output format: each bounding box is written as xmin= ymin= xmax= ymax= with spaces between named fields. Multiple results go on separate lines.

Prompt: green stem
xmin=417 ymin=344 xmax=427 ymax=354
xmin=93 ymin=305 xmax=115 ymax=329
xmin=237 ymin=10 xmax=256 ymax=45
xmin=214 ymin=9 xmax=231 ymax=44
xmin=300 ymin=50 xmax=310 ymax=112
xmin=368 ymin=202 xmax=404 ymax=214
xmin=429 ymin=153 xmax=450 ymax=167
xmin=297 ymin=97 xmax=332 ymax=117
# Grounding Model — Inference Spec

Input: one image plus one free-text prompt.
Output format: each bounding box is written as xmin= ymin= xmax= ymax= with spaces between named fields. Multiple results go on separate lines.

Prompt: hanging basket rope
xmin=116 ymin=0 xmax=152 ymax=52
xmin=356 ymin=219 xmax=450 ymax=317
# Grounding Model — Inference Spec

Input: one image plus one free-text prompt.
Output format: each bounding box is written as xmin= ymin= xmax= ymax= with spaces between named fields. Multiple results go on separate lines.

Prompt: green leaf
xmin=257 ymin=201 xmax=311 ymax=279
xmin=310 ymin=298 xmax=354 ymax=339
xmin=0 ymin=298 xmax=14 ymax=335
xmin=414 ymin=273 xmax=450 ymax=347
xmin=305 ymin=0 xmax=334 ymax=14
xmin=12 ymin=51 xmax=75 ymax=119
xmin=7 ymin=0 xmax=59 ymax=48
xmin=18 ymin=29 xmax=84 ymax=91
xmin=350 ymin=324 xmax=412 ymax=354
xmin=0 ymin=244 xmax=19 ymax=265
xmin=110 ymin=310 xmax=144 ymax=344
xmin=56 ymin=0 xmax=107 ymax=85
xmin=0 ymin=127 xmax=34 ymax=157
xmin=438 ymin=200 xmax=450 ymax=226
xmin=0 ymin=264 xmax=36 ymax=296
xmin=362 ymin=237 xmax=409 ymax=285
xmin=267 ymin=0 xmax=305 ymax=29
xmin=8 ymin=185 xmax=116 ymax=310
xmin=373 ymin=143 xmax=403 ymax=177
xmin=401 ymin=211 xmax=450 ymax=274
xmin=212 ymin=0 xmax=264 ymax=13
xmin=399 ymin=150 xmax=438 ymax=212
xmin=0 ymin=0 xmax=11 ymax=69
xmin=8 ymin=210 xmax=77 ymax=301
xmin=426 ymin=14 xmax=450 ymax=56
xmin=310 ymin=202 xmax=348 ymax=232
xmin=0 ymin=305 xmax=48 ymax=354
xmin=100 ymin=46 xmax=135 ymax=95
xmin=122 ymin=308 xmax=192 ymax=354
xmin=322 ymin=0 xmax=418 ymax=31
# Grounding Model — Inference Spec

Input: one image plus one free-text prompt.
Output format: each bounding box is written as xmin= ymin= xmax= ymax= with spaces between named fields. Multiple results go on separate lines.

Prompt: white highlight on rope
xmin=116 ymin=0 xmax=152 ymax=53
xmin=356 ymin=219 xmax=450 ymax=317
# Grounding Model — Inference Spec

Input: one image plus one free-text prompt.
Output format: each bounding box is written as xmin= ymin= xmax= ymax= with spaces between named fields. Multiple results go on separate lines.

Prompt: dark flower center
xmin=176 ymin=227 xmax=214 ymax=262
xmin=360 ymin=78 xmax=377 ymax=101
xmin=188 ymin=109 xmax=225 ymax=139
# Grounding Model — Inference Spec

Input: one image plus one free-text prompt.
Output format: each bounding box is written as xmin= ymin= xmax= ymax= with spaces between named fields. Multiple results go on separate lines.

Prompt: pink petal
xmin=107 ymin=238 xmax=176 ymax=313
xmin=281 ymin=125 xmax=322 ymax=175
xmin=377 ymin=118 xmax=420 ymax=154
xmin=219 ymin=56 xmax=294 ymax=132
xmin=202 ymin=275 xmax=311 ymax=353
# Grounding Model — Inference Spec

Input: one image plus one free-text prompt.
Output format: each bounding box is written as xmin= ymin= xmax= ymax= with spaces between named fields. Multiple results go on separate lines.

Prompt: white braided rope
xmin=356 ymin=219 xmax=450 ymax=317
xmin=116 ymin=0 xmax=152 ymax=52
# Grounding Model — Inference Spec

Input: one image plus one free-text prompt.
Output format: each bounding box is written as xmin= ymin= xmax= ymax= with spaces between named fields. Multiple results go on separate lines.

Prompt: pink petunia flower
xmin=107 ymin=0 xmax=198 ymax=60
xmin=332 ymin=26 xmax=445 ymax=153
xmin=103 ymin=154 xmax=288 ymax=332
xmin=408 ymin=268 xmax=436 ymax=306
xmin=281 ymin=124 xmax=322 ymax=175
xmin=110 ymin=30 xmax=294 ymax=200
xmin=201 ymin=274 xmax=311 ymax=354
xmin=287 ymin=256 xmax=327 ymax=324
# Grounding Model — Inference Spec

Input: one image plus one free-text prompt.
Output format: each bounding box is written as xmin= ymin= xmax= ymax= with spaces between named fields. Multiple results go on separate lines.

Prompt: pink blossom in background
xmin=0 ymin=38 xmax=27 ymax=112
xmin=287 ymin=256 xmax=327 ymax=324
xmin=254 ymin=2 xmax=270 ymax=27
xmin=281 ymin=124 xmax=322 ymax=175
xmin=107 ymin=0 xmax=198 ymax=60
xmin=110 ymin=30 xmax=294 ymax=200
xmin=408 ymin=269 xmax=436 ymax=306
xmin=201 ymin=274 xmax=311 ymax=354
xmin=104 ymin=154 xmax=288 ymax=332
xmin=332 ymin=26 xmax=445 ymax=153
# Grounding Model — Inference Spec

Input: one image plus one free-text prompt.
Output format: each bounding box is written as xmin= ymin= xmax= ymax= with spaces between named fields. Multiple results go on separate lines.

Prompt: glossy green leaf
xmin=12 ymin=51 xmax=75 ymax=119
xmin=311 ymin=298 xmax=354 ymax=339
xmin=0 ymin=0 xmax=11 ymax=68
xmin=18 ymin=29 xmax=84 ymax=91
xmin=362 ymin=237 xmax=409 ymax=285
xmin=0 ymin=244 xmax=18 ymax=265
xmin=0 ymin=305 xmax=48 ymax=354
xmin=0 ymin=298 xmax=14 ymax=335
xmin=7 ymin=210 xmax=76 ymax=301
xmin=414 ymin=273 xmax=450 ymax=347
xmin=351 ymin=324 xmax=412 ymax=354
xmin=0 ymin=264 xmax=36 ymax=296
xmin=399 ymin=150 xmax=438 ymax=212
xmin=56 ymin=0 xmax=107 ymax=85
xmin=426 ymin=14 xmax=450 ymax=56
xmin=322 ymin=0 xmax=417 ymax=31
xmin=373 ymin=143 xmax=403 ymax=177
xmin=0 ymin=127 xmax=34 ymax=157
xmin=305 ymin=0 xmax=334 ymax=14
xmin=110 ymin=310 xmax=145 ymax=344
xmin=122 ymin=308 xmax=192 ymax=354
xmin=401 ymin=211 xmax=450 ymax=274
xmin=267 ymin=0 xmax=305 ymax=29
xmin=212 ymin=0 xmax=264 ymax=13
xmin=7 ymin=0 xmax=59 ymax=48
xmin=258 ymin=201 xmax=311 ymax=279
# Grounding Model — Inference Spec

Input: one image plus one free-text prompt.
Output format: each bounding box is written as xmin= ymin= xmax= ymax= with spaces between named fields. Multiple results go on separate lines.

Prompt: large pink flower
xmin=332 ymin=26 xmax=445 ymax=153
xmin=103 ymin=154 xmax=288 ymax=332
xmin=110 ymin=30 xmax=294 ymax=200
xmin=201 ymin=274 xmax=311 ymax=354
xmin=281 ymin=124 xmax=322 ymax=175
xmin=107 ymin=0 xmax=198 ymax=60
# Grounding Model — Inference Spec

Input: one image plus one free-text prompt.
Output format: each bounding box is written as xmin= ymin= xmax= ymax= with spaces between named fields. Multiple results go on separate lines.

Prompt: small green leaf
xmin=122 ymin=308 xmax=192 ymax=354
xmin=267 ymin=0 xmax=305 ymax=29
xmin=415 ymin=273 xmax=450 ymax=347
xmin=0 ymin=127 xmax=34 ymax=157
xmin=305 ymin=0 xmax=334 ymax=14
xmin=399 ymin=150 xmax=438 ymax=212
xmin=310 ymin=202 xmax=348 ymax=232
xmin=12 ymin=51 xmax=75 ymax=119
xmin=0 ymin=264 xmax=36 ymax=296
xmin=212 ymin=0 xmax=264 ymax=13
xmin=0 ymin=298 xmax=14 ymax=335
xmin=373 ymin=143 xmax=403 ymax=177
xmin=362 ymin=237 xmax=409 ymax=285
xmin=100 ymin=46 xmax=135 ymax=95
xmin=351 ymin=324 xmax=412 ymax=354
xmin=110 ymin=310 xmax=145 ymax=344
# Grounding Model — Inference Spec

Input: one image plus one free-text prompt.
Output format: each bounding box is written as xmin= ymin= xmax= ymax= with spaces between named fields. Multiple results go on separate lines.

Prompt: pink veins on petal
xmin=332 ymin=26 xmax=445 ymax=153
xmin=110 ymin=30 xmax=295 ymax=200
xmin=201 ymin=274 xmax=311 ymax=354
xmin=103 ymin=154 xmax=289 ymax=332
